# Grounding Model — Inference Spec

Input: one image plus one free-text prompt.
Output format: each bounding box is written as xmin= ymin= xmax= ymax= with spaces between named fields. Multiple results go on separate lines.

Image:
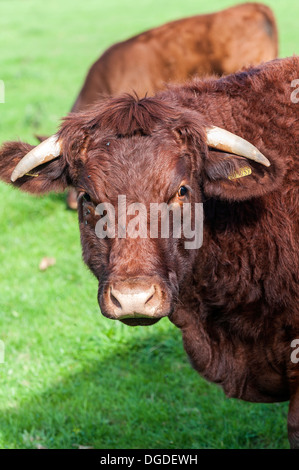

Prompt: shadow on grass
xmin=0 ymin=327 xmax=289 ymax=449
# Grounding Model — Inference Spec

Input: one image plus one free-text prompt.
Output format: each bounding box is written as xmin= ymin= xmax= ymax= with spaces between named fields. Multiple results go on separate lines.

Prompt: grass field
xmin=0 ymin=0 xmax=298 ymax=449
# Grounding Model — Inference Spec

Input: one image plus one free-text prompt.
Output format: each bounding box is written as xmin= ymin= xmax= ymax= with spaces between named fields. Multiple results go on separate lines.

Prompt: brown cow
xmin=1 ymin=56 xmax=298 ymax=447
xmin=72 ymin=2 xmax=278 ymax=111
xmin=66 ymin=1 xmax=279 ymax=209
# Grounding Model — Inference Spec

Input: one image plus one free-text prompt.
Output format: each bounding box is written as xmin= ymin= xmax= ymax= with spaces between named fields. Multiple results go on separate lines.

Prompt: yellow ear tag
xmin=25 ymin=172 xmax=39 ymax=178
xmin=228 ymin=166 xmax=252 ymax=180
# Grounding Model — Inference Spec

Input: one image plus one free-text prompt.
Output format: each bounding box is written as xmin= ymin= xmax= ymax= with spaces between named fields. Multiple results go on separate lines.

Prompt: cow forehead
xmin=81 ymin=134 xmax=189 ymax=196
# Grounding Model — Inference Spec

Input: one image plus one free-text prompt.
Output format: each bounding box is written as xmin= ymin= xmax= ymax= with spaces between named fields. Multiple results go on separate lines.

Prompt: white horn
xmin=206 ymin=126 xmax=270 ymax=167
xmin=11 ymin=135 xmax=62 ymax=182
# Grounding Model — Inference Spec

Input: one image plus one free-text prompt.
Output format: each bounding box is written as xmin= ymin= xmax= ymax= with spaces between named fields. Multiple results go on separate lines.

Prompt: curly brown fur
xmin=0 ymin=56 xmax=298 ymax=447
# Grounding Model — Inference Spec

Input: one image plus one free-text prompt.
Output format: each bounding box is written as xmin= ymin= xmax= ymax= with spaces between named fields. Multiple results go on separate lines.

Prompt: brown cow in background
xmin=71 ymin=2 xmax=278 ymax=112
xmin=65 ymin=2 xmax=278 ymax=209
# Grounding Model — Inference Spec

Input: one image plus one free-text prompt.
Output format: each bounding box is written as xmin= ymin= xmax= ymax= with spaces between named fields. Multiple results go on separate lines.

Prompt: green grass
xmin=0 ymin=0 xmax=297 ymax=449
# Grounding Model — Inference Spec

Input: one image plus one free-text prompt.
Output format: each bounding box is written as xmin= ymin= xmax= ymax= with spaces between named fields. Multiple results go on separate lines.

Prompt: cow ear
xmin=202 ymin=149 xmax=284 ymax=201
xmin=0 ymin=141 xmax=69 ymax=194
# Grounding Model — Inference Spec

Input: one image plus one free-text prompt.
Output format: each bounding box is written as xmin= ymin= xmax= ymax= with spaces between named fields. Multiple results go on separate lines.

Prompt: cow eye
xmin=83 ymin=192 xmax=91 ymax=202
xmin=178 ymin=186 xmax=188 ymax=198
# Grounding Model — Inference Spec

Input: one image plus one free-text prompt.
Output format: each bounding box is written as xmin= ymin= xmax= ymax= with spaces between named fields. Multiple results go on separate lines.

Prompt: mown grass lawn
xmin=0 ymin=0 xmax=297 ymax=449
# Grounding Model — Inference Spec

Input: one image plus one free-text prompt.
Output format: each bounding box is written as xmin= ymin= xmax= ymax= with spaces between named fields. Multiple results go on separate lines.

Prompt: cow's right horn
xmin=206 ymin=126 xmax=271 ymax=167
xmin=11 ymin=134 xmax=62 ymax=182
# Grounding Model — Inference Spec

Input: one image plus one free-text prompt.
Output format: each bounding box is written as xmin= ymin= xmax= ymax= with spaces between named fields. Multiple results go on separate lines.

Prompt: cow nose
xmin=107 ymin=281 xmax=163 ymax=319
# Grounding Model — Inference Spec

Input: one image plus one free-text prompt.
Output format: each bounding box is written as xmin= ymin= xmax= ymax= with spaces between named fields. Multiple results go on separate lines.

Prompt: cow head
xmin=0 ymin=95 xmax=280 ymax=326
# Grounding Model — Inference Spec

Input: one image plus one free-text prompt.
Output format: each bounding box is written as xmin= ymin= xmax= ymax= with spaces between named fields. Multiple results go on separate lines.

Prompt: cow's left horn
xmin=11 ymin=135 xmax=62 ymax=182
xmin=206 ymin=126 xmax=270 ymax=167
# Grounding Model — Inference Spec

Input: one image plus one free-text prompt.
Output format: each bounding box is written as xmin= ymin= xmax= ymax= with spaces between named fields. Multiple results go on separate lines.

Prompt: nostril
xmin=144 ymin=285 xmax=161 ymax=309
xmin=110 ymin=290 xmax=122 ymax=309
xmin=145 ymin=292 xmax=155 ymax=305
xmin=143 ymin=284 xmax=155 ymax=304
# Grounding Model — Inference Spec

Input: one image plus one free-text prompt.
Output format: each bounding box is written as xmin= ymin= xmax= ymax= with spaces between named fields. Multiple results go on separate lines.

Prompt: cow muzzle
xmin=100 ymin=278 xmax=172 ymax=326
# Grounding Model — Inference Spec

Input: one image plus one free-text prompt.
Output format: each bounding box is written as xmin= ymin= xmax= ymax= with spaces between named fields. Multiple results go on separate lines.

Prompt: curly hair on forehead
xmin=60 ymin=93 xmax=182 ymax=139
